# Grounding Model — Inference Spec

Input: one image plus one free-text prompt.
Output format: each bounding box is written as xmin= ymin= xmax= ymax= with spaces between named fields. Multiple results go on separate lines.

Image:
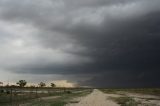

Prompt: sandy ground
xmin=124 ymin=92 xmax=160 ymax=106
xmin=116 ymin=91 xmax=160 ymax=106
xmin=66 ymin=89 xmax=120 ymax=106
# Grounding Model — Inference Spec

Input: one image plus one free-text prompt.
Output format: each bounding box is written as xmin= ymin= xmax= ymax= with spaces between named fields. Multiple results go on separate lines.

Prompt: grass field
xmin=0 ymin=87 xmax=92 ymax=106
xmin=1 ymin=87 xmax=160 ymax=106
xmin=100 ymin=88 xmax=160 ymax=95
xmin=100 ymin=88 xmax=160 ymax=106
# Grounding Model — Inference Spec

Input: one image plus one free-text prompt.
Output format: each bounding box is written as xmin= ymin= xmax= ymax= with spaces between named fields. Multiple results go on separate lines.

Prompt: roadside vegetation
xmin=0 ymin=88 xmax=91 ymax=106
xmin=27 ymin=89 xmax=92 ymax=106
xmin=0 ymin=80 xmax=92 ymax=106
xmin=100 ymin=88 xmax=160 ymax=106
xmin=100 ymin=89 xmax=139 ymax=106
xmin=100 ymin=88 xmax=160 ymax=95
xmin=123 ymin=88 xmax=160 ymax=96
xmin=109 ymin=96 xmax=140 ymax=106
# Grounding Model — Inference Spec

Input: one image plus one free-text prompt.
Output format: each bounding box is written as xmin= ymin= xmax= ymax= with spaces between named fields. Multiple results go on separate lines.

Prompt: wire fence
xmin=0 ymin=86 xmax=69 ymax=106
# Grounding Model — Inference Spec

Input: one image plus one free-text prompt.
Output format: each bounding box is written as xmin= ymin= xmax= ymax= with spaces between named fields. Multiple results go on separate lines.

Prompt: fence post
xmin=36 ymin=87 xmax=38 ymax=98
xmin=10 ymin=88 xmax=13 ymax=106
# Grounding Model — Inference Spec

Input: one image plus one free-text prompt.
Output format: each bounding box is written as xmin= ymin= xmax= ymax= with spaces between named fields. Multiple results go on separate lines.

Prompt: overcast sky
xmin=0 ymin=0 xmax=160 ymax=87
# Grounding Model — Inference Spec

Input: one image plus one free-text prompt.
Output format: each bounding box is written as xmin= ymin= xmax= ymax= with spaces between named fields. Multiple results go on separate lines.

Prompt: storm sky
xmin=0 ymin=0 xmax=160 ymax=87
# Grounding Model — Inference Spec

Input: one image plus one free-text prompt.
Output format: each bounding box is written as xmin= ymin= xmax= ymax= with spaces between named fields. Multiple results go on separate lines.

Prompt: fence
xmin=0 ymin=86 xmax=68 ymax=106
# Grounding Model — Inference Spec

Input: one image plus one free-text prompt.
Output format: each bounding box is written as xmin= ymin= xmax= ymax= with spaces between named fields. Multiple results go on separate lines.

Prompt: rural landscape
xmin=0 ymin=80 xmax=160 ymax=106
xmin=0 ymin=0 xmax=160 ymax=106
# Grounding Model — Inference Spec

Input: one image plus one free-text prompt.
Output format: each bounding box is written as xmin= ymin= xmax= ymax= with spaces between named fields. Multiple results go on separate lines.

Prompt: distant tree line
xmin=0 ymin=80 xmax=56 ymax=88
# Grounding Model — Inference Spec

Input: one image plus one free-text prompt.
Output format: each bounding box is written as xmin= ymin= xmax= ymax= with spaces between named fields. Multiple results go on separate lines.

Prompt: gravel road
xmin=66 ymin=89 xmax=119 ymax=106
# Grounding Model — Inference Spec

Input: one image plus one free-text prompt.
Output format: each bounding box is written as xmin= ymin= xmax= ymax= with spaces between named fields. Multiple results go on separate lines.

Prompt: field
xmin=0 ymin=87 xmax=92 ymax=106
xmin=1 ymin=87 xmax=160 ymax=106
xmin=100 ymin=88 xmax=160 ymax=106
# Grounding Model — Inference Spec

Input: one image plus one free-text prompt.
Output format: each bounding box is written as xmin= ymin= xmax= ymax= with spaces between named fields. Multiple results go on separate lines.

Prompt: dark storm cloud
xmin=0 ymin=0 xmax=160 ymax=87
xmin=62 ymin=0 xmax=138 ymax=8
xmin=81 ymin=70 xmax=160 ymax=88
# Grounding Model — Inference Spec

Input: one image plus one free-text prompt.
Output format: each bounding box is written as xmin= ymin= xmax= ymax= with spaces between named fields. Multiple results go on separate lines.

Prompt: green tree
xmin=51 ymin=83 xmax=56 ymax=88
xmin=38 ymin=82 xmax=46 ymax=87
xmin=16 ymin=80 xmax=27 ymax=87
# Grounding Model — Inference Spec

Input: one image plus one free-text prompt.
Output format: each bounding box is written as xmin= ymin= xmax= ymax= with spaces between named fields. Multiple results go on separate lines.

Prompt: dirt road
xmin=66 ymin=89 xmax=119 ymax=106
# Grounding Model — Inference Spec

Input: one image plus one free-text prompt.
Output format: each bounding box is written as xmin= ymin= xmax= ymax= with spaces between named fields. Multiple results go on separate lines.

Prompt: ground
xmin=66 ymin=89 xmax=119 ymax=106
xmin=1 ymin=88 xmax=160 ymax=106
xmin=67 ymin=89 xmax=160 ymax=106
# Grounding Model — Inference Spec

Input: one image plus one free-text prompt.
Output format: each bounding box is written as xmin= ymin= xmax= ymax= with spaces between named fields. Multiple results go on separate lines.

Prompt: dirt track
xmin=66 ymin=89 xmax=119 ymax=106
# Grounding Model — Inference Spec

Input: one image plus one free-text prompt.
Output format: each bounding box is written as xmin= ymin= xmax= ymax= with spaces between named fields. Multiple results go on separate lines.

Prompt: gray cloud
xmin=0 ymin=0 xmax=160 ymax=87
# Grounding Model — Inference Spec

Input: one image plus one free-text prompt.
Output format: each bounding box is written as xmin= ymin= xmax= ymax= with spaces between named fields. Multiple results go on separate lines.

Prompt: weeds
xmin=19 ymin=89 xmax=91 ymax=106
xmin=110 ymin=97 xmax=140 ymax=106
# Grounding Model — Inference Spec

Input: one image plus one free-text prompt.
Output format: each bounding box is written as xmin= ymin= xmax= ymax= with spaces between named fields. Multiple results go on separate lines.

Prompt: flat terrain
xmin=0 ymin=87 xmax=91 ymax=106
xmin=1 ymin=88 xmax=160 ymax=106
xmin=101 ymin=89 xmax=160 ymax=106
xmin=67 ymin=89 xmax=160 ymax=106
